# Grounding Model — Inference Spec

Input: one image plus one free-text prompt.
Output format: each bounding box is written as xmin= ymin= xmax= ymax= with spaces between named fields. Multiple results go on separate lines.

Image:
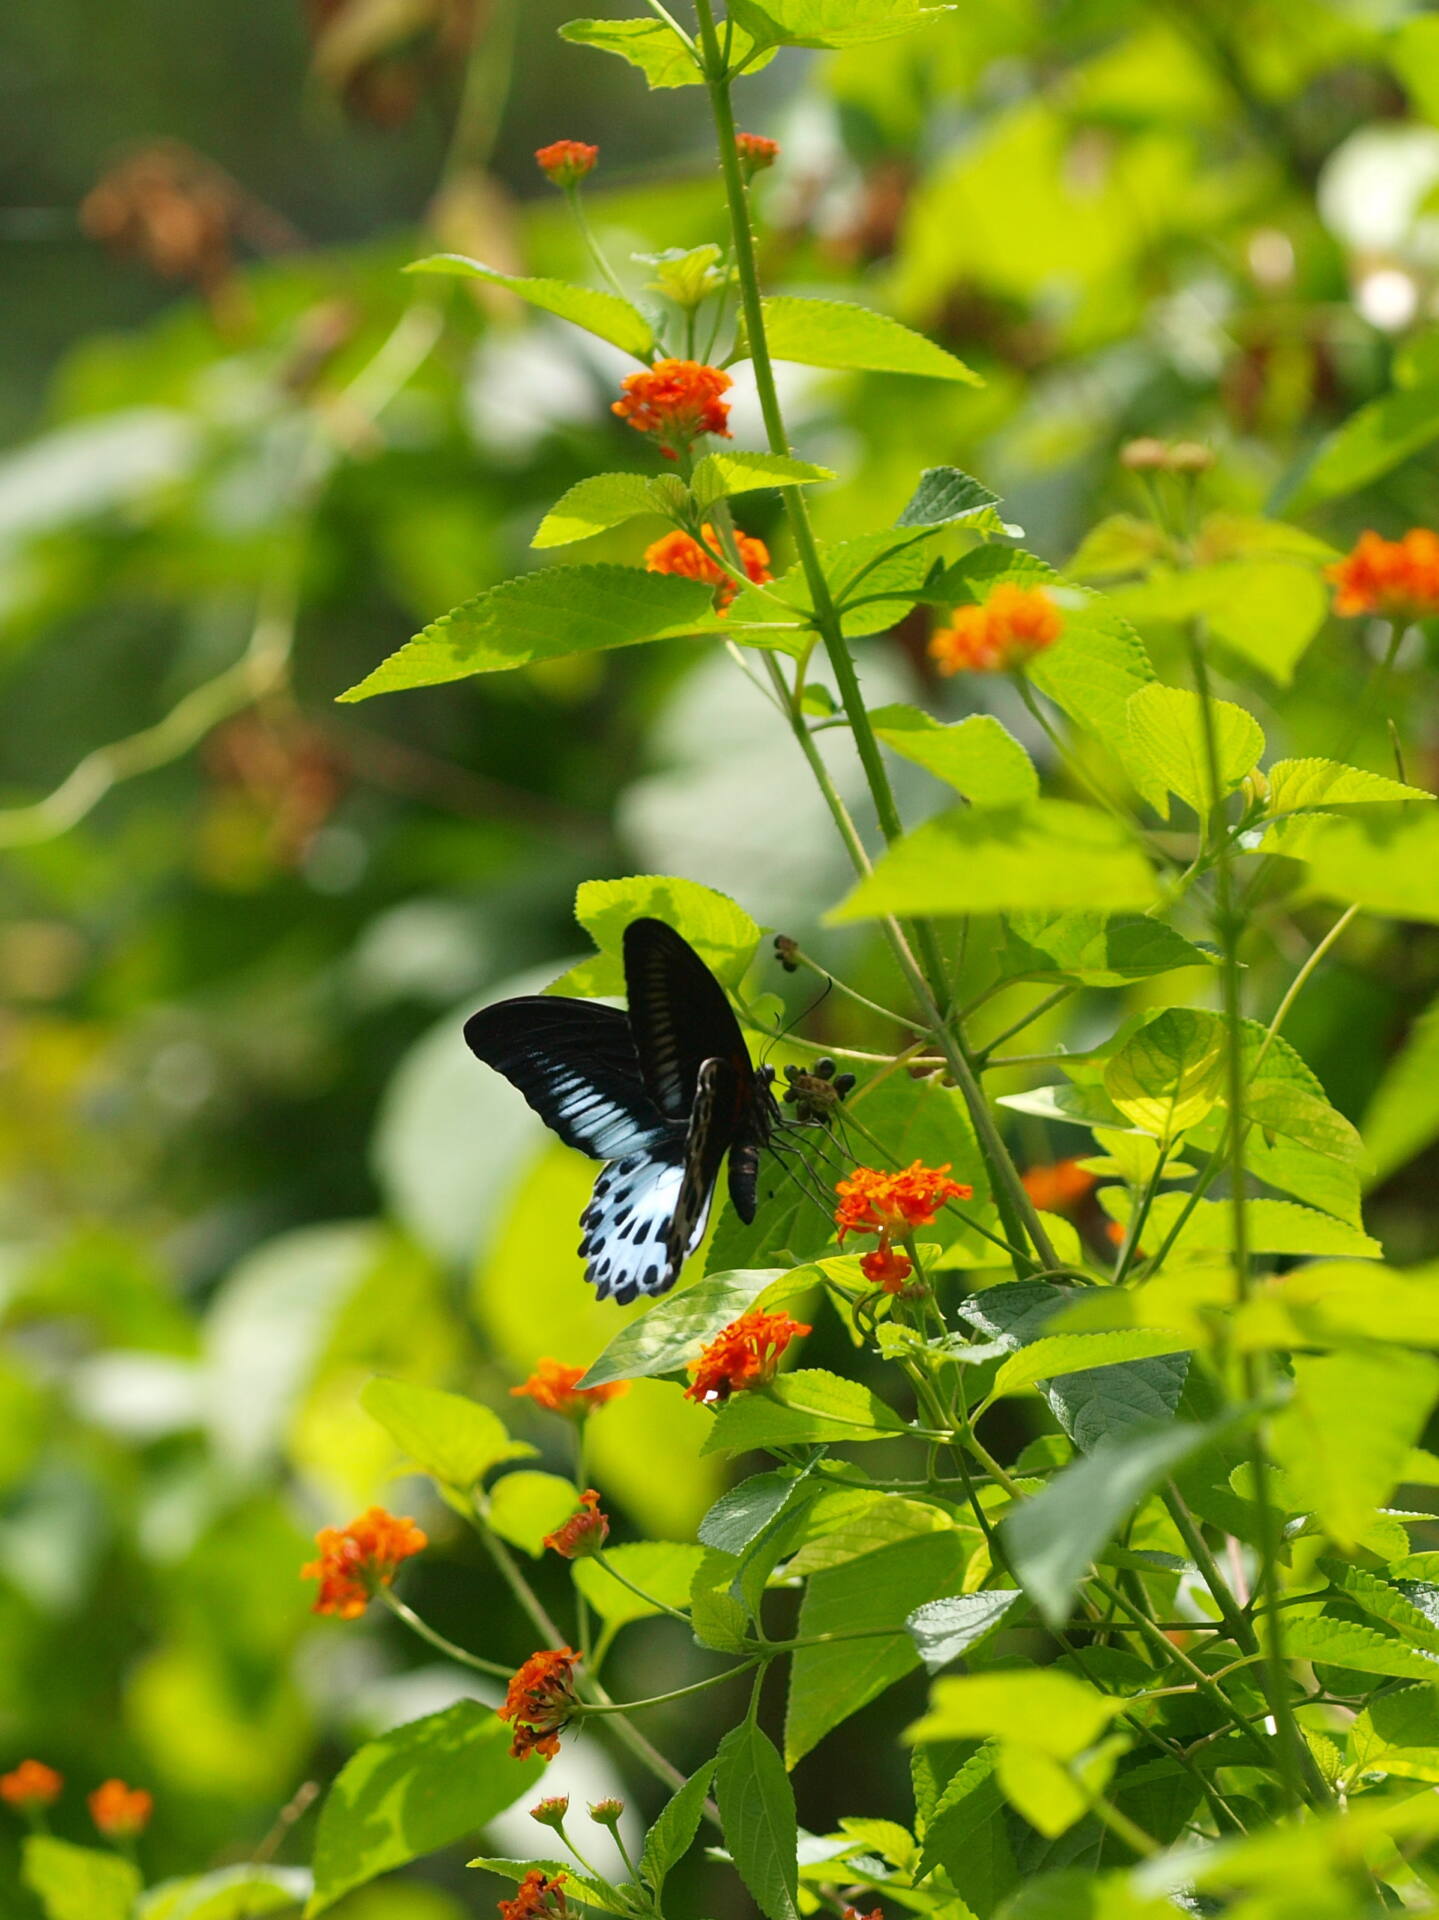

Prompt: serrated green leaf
xmin=985 ymin=1331 xmax=1192 ymax=1405
xmin=715 ymin=1721 xmax=800 ymax=1920
xmin=830 ymin=798 xmax=1159 ymax=923
xmin=784 ymin=1488 xmax=955 ymax=1578
xmin=895 ymin=466 xmax=1001 ymax=527
xmin=574 ymin=1540 xmax=703 ymax=1627
xmin=916 ymin=1745 xmax=1017 ymax=1905
xmin=908 ymin=1669 xmax=1122 ymax=1758
xmin=755 ymin=296 xmax=979 ymax=382
xmin=1272 ymin=1348 xmax=1439 ymax=1550
xmin=1245 ymin=1079 xmax=1364 ymax=1164
xmin=701 ymin=1368 xmax=909 ymax=1455
xmin=786 ymin=1532 xmax=969 ymax=1764
xmin=729 ymin=0 xmax=955 ymax=48
xmin=339 ymin=566 xmax=718 ymax=700
xmin=1323 ymin=1561 xmax=1439 ymax=1656
xmin=1103 ymin=1008 xmax=1226 ymax=1144
xmin=1281 ymin=381 xmax=1439 ymax=512
xmin=1111 ymin=560 xmax=1328 ymax=686
xmin=690 ymin=451 xmax=834 ymax=511
xmin=698 ymin=1470 xmax=805 ymax=1555
xmin=870 ymin=707 xmax=1037 ymax=807
xmin=1363 ymin=984 xmax=1439 ymax=1185
xmin=405 ymin=254 xmax=655 ymax=356
xmin=309 ymin=1703 xmax=543 ymax=1914
xmin=577 ymin=1268 xmax=790 ymax=1388
xmin=640 ymin=1759 xmax=717 ymax=1895
xmin=1003 ymin=1420 xmax=1219 ymax=1627
xmin=1351 ymin=1684 xmax=1439 ymax=1783
xmin=999 ymin=910 xmax=1217 ymax=987
xmin=22 ymin=1839 xmax=140 ymax=1920
xmin=1125 ymin=683 xmax=1264 ymax=820
xmin=1274 ymin=806 xmax=1439 ymax=925
xmin=550 ymin=873 xmax=762 ymax=999
xmin=1279 ymin=1614 xmax=1439 ymax=1682
xmin=1112 ymin=1190 xmax=1381 ymax=1259
xmin=995 ymin=1746 xmax=1092 ymax=1840
xmin=361 ymin=1377 xmax=534 ymax=1489
xmin=466 ymin=1859 xmax=627 ymax=1913
xmin=138 ymin=1866 xmax=311 ymax=1920
xmin=906 ymin=1589 xmax=1022 ymax=1673
xmin=532 ymin=472 xmax=672 ymax=549
xmin=1266 ymin=757 xmax=1431 ymax=816
xmin=559 ymin=14 xmax=773 ymax=83
xmin=486 ymin=1470 xmax=580 ymax=1558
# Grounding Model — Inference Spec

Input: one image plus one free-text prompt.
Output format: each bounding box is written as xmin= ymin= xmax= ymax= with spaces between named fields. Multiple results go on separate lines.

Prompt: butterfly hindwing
xmin=622 ymin=917 xmax=752 ymax=1123
xmin=463 ymin=996 xmax=670 ymax=1163
xmin=579 ymin=1138 xmax=697 ymax=1305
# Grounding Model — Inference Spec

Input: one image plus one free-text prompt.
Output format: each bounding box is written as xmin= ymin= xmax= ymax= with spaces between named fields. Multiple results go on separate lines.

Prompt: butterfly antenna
xmin=758 ymin=975 xmax=835 ymax=1068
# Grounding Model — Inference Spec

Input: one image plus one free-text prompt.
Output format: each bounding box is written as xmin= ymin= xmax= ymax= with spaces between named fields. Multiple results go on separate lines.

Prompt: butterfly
xmin=464 ymin=917 xmax=782 ymax=1305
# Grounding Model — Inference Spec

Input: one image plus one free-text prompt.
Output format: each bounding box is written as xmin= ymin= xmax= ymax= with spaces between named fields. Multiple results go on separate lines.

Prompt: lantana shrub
xmin=15 ymin=5 xmax=1439 ymax=1919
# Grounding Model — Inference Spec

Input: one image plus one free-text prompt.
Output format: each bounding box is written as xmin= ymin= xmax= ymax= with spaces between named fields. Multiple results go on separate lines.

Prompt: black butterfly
xmin=464 ymin=918 xmax=782 ymax=1305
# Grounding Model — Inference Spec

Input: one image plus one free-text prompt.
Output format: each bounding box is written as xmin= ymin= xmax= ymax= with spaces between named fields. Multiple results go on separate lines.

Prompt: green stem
xmin=565 ymin=187 xmax=631 ymax=306
xmin=1111 ymin=1141 xmax=1171 ymax=1284
xmin=973 ymin=985 xmax=1078 ymax=1066
xmin=377 ymin=1587 xmax=515 ymax=1678
xmin=592 ymin=1551 xmax=692 ymax=1624
xmin=580 ymin=1663 xmax=759 ymax=1713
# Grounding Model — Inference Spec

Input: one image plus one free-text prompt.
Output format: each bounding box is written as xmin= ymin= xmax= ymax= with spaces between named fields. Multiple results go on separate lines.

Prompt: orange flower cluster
xmin=511 ymin=1358 xmax=629 ymax=1418
xmin=0 ymin=1759 xmax=62 ymax=1811
xmin=835 ymin=1160 xmax=971 ymax=1295
xmin=500 ymin=1869 xmax=573 ymax=1919
xmin=613 ymin=358 xmax=732 ymax=456
xmin=644 ymin=525 xmax=772 ymax=610
xmin=929 ymin=583 xmax=1063 ymax=675
xmin=736 ymin=131 xmax=780 ymax=176
xmin=534 ymin=141 xmax=598 ymax=189
xmin=302 ymin=1506 xmax=427 ymax=1620
xmin=1020 ymin=1158 xmax=1096 ymax=1214
xmin=685 ymin=1308 xmax=812 ymax=1405
xmin=1327 ymin=529 xmax=1439 ymax=621
xmin=89 ymin=1778 xmax=153 ymax=1840
xmin=543 ymin=1489 xmax=609 ymax=1560
xmin=500 ymin=1648 xmax=581 ymax=1762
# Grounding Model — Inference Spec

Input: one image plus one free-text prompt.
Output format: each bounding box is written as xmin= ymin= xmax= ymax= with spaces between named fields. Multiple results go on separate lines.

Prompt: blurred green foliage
xmin=5 ymin=0 xmax=1439 ymax=1912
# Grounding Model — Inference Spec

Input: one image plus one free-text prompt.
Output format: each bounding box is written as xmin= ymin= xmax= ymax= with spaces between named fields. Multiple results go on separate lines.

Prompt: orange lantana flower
xmin=88 ymin=1779 xmax=152 ymax=1840
xmin=860 ymin=1243 xmax=913 ymax=1292
xmin=929 ymin=583 xmax=1063 ymax=675
xmin=612 ymin=359 xmax=732 ymax=456
xmin=301 ymin=1507 xmax=427 ymax=1620
xmin=1326 ymin=529 xmax=1439 ymax=621
xmin=500 ymin=1648 xmax=582 ymax=1762
xmin=1020 ymin=1158 xmax=1097 ymax=1214
xmin=645 ymin=525 xmax=772 ymax=610
xmin=0 ymin=1760 xmax=62 ymax=1811
xmin=543 ymin=1489 xmax=609 ymax=1560
xmin=511 ymin=1359 xmax=629 ymax=1418
xmin=736 ymin=131 xmax=780 ymax=177
xmin=685 ymin=1308 xmax=811 ymax=1405
xmin=534 ymin=141 xmax=598 ymax=189
xmin=835 ymin=1162 xmax=970 ymax=1239
xmin=500 ymin=1869 xmax=573 ymax=1919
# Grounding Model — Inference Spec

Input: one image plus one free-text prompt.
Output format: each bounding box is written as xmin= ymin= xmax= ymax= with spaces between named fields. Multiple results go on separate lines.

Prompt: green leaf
xmin=467 ymin=1859 xmax=627 ymax=1913
xmin=986 ymin=1331 xmax=1193 ymax=1405
xmin=1351 ymin=1684 xmax=1439 ymax=1783
xmin=1274 ymin=806 xmax=1439 ymax=925
xmin=729 ymin=0 xmax=955 ymax=50
xmin=405 ymin=255 xmax=655 ymax=357
xmin=995 ymin=1746 xmax=1091 ymax=1840
xmin=307 ymin=1701 xmax=544 ymax=1913
xmin=578 ymin=1268 xmax=790 ymax=1387
xmin=916 ymin=1746 xmax=1018 ymax=1907
xmin=138 ymin=1868 xmax=311 ymax=1920
xmin=532 ymin=473 xmax=674 ymax=549
xmin=640 ymin=1759 xmax=717 ymax=1895
xmin=895 ymin=466 xmax=1001 ymax=527
xmin=999 ymin=910 xmax=1217 ymax=987
xmin=755 ymin=296 xmax=980 ymax=383
xmin=701 ymin=1368 xmax=909 ymax=1455
xmin=785 ymin=1488 xmax=955 ymax=1578
xmin=573 ymin=1540 xmax=704 ymax=1628
xmin=830 ymin=798 xmax=1160 ymax=923
xmin=906 ymin=1589 xmax=1022 ymax=1673
xmin=1363 ymin=984 xmax=1439 ymax=1184
xmin=551 ymin=874 xmax=762 ymax=998
xmin=870 ymin=707 xmax=1037 ymax=807
xmin=1281 ymin=381 xmax=1439 ymax=512
xmin=1323 ymin=1561 xmax=1439 ymax=1657
xmin=486 ymin=1470 xmax=581 ymax=1558
xmin=1111 ymin=560 xmax=1328 ymax=687
xmin=1102 ymin=1008 xmax=1226 ymax=1144
xmin=698 ymin=1470 xmax=805 ymax=1556
xmin=715 ymin=1720 xmax=800 ymax=1920
xmin=1272 ymin=1349 xmax=1439 ymax=1550
xmin=1125 ymin=683 xmax=1264 ymax=820
xmin=690 ymin=451 xmax=835 ymax=511
xmin=558 ymin=15 xmax=773 ymax=84
xmin=1003 ymin=1421 xmax=1218 ymax=1627
xmin=785 ymin=1531 xmax=970 ymax=1764
xmin=360 ymin=1377 xmax=533 ymax=1489
xmin=907 ymin=1669 xmax=1122 ymax=1758
xmin=1117 ymin=1190 xmax=1381 ymax=1259
xmin=340 ymin=566 xmax=719 ymax=701
xmin=22 ymin=1839 xmax=141 ymax=1920
xmin=1278 ymin=1615 xmax=1439 ymax=1682
xmin=1265 ymin=757 xmax=1431 ymax=816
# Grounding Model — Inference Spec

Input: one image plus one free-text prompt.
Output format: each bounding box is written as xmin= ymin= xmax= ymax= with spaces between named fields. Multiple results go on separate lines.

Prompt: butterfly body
xmin=464 ymin=918 xmax=779 ymax=1305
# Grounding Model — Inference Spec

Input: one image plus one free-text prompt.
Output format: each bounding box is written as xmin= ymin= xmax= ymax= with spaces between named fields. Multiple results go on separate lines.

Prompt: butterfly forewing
xmin=622 ymin=918 xmax=753 ymax=1122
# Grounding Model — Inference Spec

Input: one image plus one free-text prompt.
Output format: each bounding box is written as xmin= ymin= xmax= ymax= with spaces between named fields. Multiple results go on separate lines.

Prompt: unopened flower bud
xmin=530 ymin=1795 xmax=570 ymax=1830
xmin=534 ymin=141 xmax=598 ymax=190
xmin=1168 ymin=440 xmax=1214 ymax=474
xmin=588 ymin=1797 xmax=625 ymax=1827
xmin=1120 ymin=437 xmax=1169 ymax=472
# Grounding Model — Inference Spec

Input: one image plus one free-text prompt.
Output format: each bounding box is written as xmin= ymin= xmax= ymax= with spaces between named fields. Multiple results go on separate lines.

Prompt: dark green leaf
xmin=906 ymin=1588 xmax=1022 ymax=1673
xmin=716 ymin=1721 xmax=800 ymax=1920
xmin=896 ymin=466 xmax=1001 ymax=527
xmin=698 ymin=1470 xmax=805 ymax=1555
xmin=640 ymin=1760 xmax=717 ymax=1895
xmin=578 ymin=1269 xmax=791 ymax=1388
xmin=405 ymin=255 xmax=655 ymax=356
xmin=999 ymin=910 xmax=1217 ymax=987
xmin=701 ymin=1369 xmax=910 ymax=1455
